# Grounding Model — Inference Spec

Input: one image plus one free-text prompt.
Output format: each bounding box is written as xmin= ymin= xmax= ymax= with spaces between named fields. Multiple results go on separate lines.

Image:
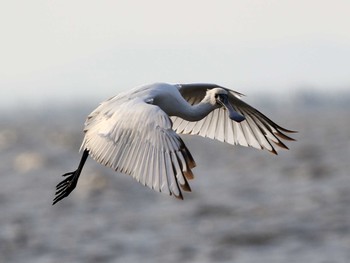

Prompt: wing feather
xmin=199 ymin=110 xmax=213 ymax=137
xmin=191 ymin=117 xmax=206 ymax=135
xmin=81 ymin=98 xmax=195 ymax=198
xmin=152 ymin=149 xmax=161 ymax=192
xmin=159 ymin=150 xmax=170 ymax=194
xmin=207 ymin=108 xmax=219 ymax=139
xmin=171 ymin=84 xmax=296 ymax=154
xmin=215 ymin=109 xmax=225 ymax=141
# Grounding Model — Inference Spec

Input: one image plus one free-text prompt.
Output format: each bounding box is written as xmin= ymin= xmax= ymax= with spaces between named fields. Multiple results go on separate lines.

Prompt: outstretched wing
xmin=171 ymin=84 xmax=296 ymax=154
xmin=81 ymin=97 xmax=196 ymax=199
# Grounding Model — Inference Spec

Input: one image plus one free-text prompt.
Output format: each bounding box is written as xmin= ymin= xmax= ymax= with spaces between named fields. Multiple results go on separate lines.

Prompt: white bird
xmin=53 ymin=83 xmax=296 ymax=204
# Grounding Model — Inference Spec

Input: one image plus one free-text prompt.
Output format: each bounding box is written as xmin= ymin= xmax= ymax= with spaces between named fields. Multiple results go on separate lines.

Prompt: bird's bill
xmin=220 ymin=99 xmax=245 ymax=122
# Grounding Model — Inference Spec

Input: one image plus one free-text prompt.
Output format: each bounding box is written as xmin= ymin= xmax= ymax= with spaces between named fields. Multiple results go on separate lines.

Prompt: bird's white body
xmin=90 ymin=83 xmax=220 ymax=121
xmin=54 ymin=82 xmax=295 ymax=204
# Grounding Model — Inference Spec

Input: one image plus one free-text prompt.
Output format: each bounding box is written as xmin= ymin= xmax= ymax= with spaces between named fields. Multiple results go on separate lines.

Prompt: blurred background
xmin=0 ymin=0 xmax=349 ymax=262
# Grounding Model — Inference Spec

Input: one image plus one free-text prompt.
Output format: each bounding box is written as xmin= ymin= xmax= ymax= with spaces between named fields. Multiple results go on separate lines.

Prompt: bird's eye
xmin=214 ymin=94 xmax=218 ymax=99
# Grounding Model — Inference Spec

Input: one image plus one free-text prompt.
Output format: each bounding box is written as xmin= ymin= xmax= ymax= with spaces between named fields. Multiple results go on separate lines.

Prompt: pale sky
xmin=1 ymin=0 xmax=350 ymax=108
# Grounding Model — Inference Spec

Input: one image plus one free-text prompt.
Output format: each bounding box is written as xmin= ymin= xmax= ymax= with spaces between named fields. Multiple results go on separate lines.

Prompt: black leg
xmin=53 ymin=150 xmax=89 ymax=205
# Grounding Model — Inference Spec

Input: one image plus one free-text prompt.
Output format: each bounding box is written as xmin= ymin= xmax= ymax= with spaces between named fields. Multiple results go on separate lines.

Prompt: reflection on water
xmin=0 ymin=103 xmax=349 ymax=263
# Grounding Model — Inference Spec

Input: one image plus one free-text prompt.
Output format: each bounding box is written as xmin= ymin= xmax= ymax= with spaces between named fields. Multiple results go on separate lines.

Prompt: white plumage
xmin=53 ymin=82 xmax=296 ymax=204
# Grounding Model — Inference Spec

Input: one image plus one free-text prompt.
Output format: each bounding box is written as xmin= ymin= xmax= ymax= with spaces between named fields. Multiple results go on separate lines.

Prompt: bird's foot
xmin=53 ymin=171 xmax=78 ymax=205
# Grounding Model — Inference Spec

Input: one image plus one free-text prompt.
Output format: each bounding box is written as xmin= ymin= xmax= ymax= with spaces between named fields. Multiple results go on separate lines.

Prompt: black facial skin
xmin=215 ymin=94 xmax=228 ymax=106
xmin=215 ymin=93 xmax=246 ymax=122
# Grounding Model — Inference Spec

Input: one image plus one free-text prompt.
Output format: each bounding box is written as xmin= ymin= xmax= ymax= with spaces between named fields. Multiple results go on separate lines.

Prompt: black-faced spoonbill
xmin=53 ymin=83 xmax=296 ymax=204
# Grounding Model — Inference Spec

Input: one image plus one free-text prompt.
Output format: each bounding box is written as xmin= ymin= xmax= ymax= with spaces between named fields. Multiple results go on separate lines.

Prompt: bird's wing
xmin=171 ymin=84 xmax=296 ymax=154
xmin=80 ymin=97 xmax=196 ymax=199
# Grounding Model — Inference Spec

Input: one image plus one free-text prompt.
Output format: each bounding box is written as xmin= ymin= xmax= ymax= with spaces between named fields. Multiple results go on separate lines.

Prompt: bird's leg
xmin=53 ymin=150 xmax=89 ymax=205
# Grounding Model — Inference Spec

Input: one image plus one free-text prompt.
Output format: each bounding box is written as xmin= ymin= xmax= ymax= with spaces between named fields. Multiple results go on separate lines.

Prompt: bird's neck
xmin=176 ymin=97 xmax=218 ymax=122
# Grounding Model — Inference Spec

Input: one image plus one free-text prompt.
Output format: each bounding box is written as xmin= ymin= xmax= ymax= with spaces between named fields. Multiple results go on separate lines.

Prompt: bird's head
xmin=207 ymin=88 xmax=246 ymax=122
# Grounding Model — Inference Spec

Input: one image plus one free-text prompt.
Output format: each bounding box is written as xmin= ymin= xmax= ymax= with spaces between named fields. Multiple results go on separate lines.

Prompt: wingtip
xmin=180 ymin=181 xmax=192 ymax=192
xmin=278 ymin=127 xmax=298 ymax=134
xmin=275 ymin=130 xmax=297 ymax=142
xmin=184 ymin=169 xmax=194 ymax=180
xmin=269 ymin=148 xmax=278 ymax=155
xmin=175 ymin=192 xmax=184 ymax=200
xmin=274 ymin=140 xmax=290 ymax=150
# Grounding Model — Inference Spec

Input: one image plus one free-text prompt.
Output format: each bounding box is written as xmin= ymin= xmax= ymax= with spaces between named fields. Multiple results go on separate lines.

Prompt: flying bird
xmin=53 ymin=83 xmax=296 ymax=205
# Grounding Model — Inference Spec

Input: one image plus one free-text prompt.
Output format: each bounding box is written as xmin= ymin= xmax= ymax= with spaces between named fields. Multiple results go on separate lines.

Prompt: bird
xmin=53 ymin=82 xmax=296 ymax=205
